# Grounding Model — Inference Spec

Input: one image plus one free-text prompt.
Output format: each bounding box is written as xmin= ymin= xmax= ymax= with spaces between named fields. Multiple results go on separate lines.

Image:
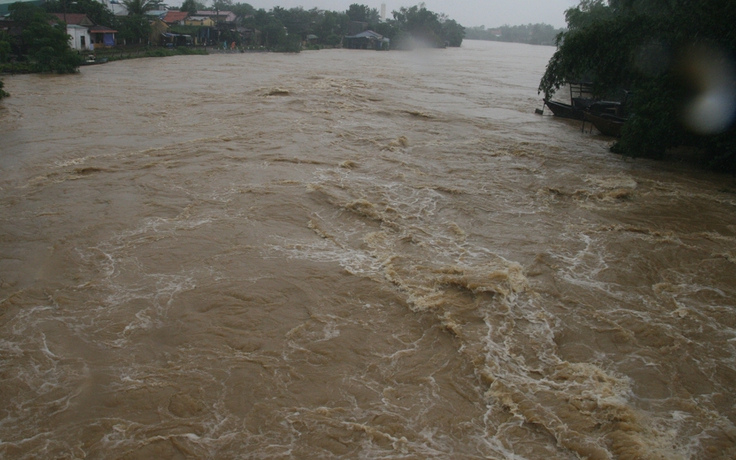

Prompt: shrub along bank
xmin=540 ymin=0 xmax=736 ymax=173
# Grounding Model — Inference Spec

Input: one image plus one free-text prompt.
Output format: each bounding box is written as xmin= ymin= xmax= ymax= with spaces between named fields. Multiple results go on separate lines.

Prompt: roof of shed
xmin=346 ymin=30 xmax=385 ymax=40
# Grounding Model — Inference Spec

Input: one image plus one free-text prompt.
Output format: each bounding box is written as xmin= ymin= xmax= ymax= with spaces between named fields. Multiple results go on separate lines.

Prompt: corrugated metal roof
xmin=346 ymin=30 xmax=385 ymax=40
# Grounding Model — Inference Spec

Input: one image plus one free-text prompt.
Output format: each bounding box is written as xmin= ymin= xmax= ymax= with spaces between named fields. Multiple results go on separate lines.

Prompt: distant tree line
xmin=466 ymin=24 xmax=563 ymax=46
xmin=106 ymin=1 xmax=464 ymax=50
xmin=540 ymin=0 xmax=736 ymax=173
xmin=196 ymin=2 xmax=465 ymax=50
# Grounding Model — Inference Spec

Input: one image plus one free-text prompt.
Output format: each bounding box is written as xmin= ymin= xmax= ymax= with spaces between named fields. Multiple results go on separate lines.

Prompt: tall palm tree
xmin=122 ymin=0 xmax=155 ymax=16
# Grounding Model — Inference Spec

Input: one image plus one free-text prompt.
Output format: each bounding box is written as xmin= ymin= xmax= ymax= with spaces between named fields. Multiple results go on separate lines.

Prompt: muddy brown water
xmin=1 ymin=40 xmax=735 ymax=459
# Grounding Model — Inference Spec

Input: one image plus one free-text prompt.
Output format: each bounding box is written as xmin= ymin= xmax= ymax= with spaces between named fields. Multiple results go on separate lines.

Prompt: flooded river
xmin=1 ymin=40 xmax=735 ymax=459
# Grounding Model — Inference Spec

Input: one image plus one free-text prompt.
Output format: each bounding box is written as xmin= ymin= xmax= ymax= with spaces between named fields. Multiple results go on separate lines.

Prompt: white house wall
xmin=67 ymin=25 xmax=94 ymax=52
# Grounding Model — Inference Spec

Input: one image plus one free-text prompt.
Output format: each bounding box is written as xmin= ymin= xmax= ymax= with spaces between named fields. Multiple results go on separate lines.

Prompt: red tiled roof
xmin=51 ymin=13 xmax=93 ymax=26
xmin=163 ymin=11 xmax=189 ymax=23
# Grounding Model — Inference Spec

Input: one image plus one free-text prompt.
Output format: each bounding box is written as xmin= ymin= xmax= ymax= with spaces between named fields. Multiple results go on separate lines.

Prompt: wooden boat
xmin=544 ymin=98 xmax=585 ymax=120
xmin=542 ymin=81 xmax=624 ymax=121
xmin=544 ymin=98 xmax=622 ymax=121
xmin=583 ymin=111 xmax=627 ymax=137
xmin=543 ymin=82 xmax=593 ymax=119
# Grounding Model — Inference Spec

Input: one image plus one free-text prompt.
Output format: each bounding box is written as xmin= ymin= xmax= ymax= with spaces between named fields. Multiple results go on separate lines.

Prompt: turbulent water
xmin=1 ymin=40 xmax=735 ymax=459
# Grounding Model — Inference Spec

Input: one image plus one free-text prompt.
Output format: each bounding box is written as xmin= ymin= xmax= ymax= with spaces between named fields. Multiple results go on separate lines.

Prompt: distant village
xmin=0 ymin=0 xmax=465 ymax=59
xmin=45 ymin=1 xmax=395 ymax=51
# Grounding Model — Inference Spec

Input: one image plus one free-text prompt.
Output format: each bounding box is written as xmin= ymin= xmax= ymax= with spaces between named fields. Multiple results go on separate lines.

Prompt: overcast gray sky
xmin=173 ymin=1 xmax=580 ymax=29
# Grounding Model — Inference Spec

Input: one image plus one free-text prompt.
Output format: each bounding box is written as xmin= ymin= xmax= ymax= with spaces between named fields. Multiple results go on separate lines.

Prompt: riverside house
xmin=52 ymin=13 xmax=94 ymax=51
xmin=343 ymin=30 xmax=390 ymax=50
xmin=52 ymin=13 xmax=117 ymax=49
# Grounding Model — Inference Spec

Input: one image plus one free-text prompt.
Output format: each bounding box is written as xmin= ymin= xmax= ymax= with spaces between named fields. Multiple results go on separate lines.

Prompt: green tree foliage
xmin=540 ymin=0 xmax=736 ymax=172
xmin=346 ymin=4 xmax=367 ymax=22
xmin=323 ymin=33 xmax=341 ymax=47
xmin=391 ymin=3 xmax=464 ymax=48
xmin=212 ymin=0 xmax=232 ymax=16
xmin=261 ymin=18 xmax=286 ymax=48
xmin=42 ymin=0 xmax=115 ymax=27
xmin=238 ymin=7 xmax=339 ymax=50
xmin=344 ymin=4 xmax=378 ymax=24
xmin=230 ymin=2 xmax=255 ymax=18
xmin=115 ymin=14 xmax=152 ymax=44
xmin=121 ymin=0 xmax=155 ymax=16
xmin=440 ymin=18 xmax=464 ymax=47
xmin=114 ymin=0 xmax=155 ymax=45
xmin=180 ymin=0 xmax=203 ymax=15
xmin=392 ymin=4 xmax=442 ymax=47
xmin=313 ymin=10 xmax=349 ymax=43
xmin=114 ymin=0 xmax=159 ymax=42
xmin=368 ymin=7 xmax=380 ymax=24
xmin=271 ymin=6 xmax=312 ymax=39
xmin=0 ymin=31 xmax=11 ymax=62
xmin=8 ymin=2 xmax=82 ymax=73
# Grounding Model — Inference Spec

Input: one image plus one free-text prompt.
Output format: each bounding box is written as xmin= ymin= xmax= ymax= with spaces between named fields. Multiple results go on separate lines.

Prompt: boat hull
xmin=544 ymin=99 xmax=584 ymax=120
xmin=583 ymin=112 xmax=626 ymax=137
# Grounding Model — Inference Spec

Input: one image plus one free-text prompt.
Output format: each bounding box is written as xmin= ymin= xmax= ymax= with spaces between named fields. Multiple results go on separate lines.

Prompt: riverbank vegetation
xmin=466 ymin=24 xmax=563 ymax=46
xmin=1 ymin=3 xmax=82 ymax=74
xmin=540 ymin=0 xmax=736 ymax=173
